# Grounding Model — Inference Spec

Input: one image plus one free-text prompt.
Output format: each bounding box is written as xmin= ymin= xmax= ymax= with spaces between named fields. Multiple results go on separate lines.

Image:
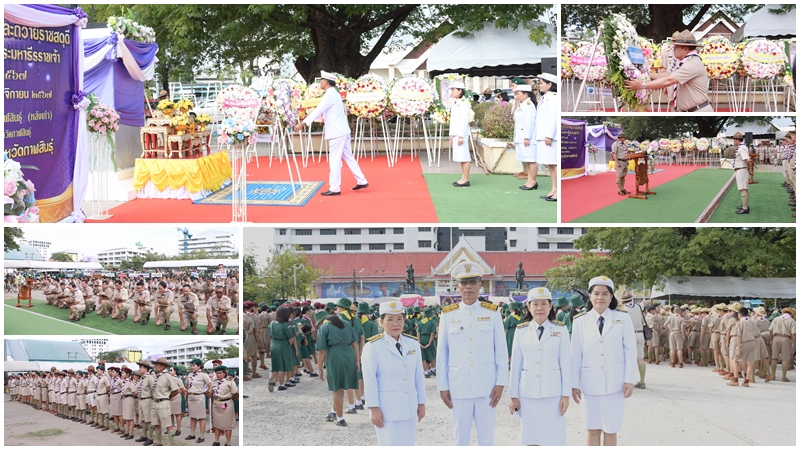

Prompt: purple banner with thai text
xmin=4 ymin=19 xmax=78 ymax=220
xmin=561 ymin=117 xmax=587 ymax=179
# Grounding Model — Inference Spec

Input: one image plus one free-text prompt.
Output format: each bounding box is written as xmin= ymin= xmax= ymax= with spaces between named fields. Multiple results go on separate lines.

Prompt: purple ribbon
xmin=71 ymin=90 xmax=87 ymax=106
xmin=74 ymin=7 xmax=88 ymax=20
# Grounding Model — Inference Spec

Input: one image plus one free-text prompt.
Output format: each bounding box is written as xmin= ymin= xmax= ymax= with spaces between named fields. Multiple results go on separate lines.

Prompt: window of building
xmin=344 ymin=228 xmax=361 ymax=235
xmin=509 ymin=239 xmax=517 ymax=248
xmin=295 ymin=229 xmax=312 ymax=236
xmin=320 ymin=229 xmax=337 ymax=235
xmin=297 ymin=244 xmax=312 ymax=251
xmin=581 ymin=228 xmax=588 ymax=234
xmin=369 ymin=228 xmax=386 ymax=235
xmin=538 ymin=242 xmax=550 ymax=250
xmin=557 ymin=242 xmax=574 ymax=249
xmin=278 ymin=229 xmax=287 ymax=235
xmin=320 ymin=244 xmax=336 ymax=251
xmin=538 ymin=227 xmax=550 ymax=234
xmin=369 ymin=243 xmax=386 ymax=250
xmin=344 ymin=243 xmax=361 ymax=251
xmin=557 ymin=228 xmax=573 ymax=235
xmin=393 ymin=228 xmax=404 ymax=234
xmin=418 ymin=227 xmax=432 ymax=232
xmin=418 ymin=240 xmax=432 ymax=248
xmin=393 ymin=243 xmax=404 ymax=250
xmin=510 ymin=227 xmax=516 ymax=231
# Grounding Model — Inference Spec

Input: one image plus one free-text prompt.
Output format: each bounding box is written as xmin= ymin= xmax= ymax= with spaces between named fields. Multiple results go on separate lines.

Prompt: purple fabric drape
xmin=113 ymin=61 xmax=146 ymax=126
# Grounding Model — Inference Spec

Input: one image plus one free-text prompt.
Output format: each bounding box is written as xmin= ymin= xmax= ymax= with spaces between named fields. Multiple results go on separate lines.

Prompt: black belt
xmin=189 ymin=393 xmax=205 ymax=395
xmin=678 ymin=101 xmax=709 ymax=112
xmin=140 ymin=397 xmax=152 ymax=400
xmin=97 ymin=393 xmax=108 ymax=396
xmin=124 ymin=394 xmax=134 ymax=398
xmin=635 ymin=330 xmax=643 ymax=333
xmin=88 ymin=390 xmax=96 ymax=393
xmin=154 ymin=398 xmax=170 ymax=402
xmin=734 ymin=167 xmax=748 ymax=171
xmin=328 ymin=343 xmax=349 ymax=348
xmin=214 ymin=397 xmax=232 ymax=402
xmin=69 ymin=391 xmax=76 ymax=393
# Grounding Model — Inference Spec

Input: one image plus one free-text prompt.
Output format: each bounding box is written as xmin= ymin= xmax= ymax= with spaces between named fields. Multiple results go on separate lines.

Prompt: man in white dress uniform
xmin=362 ymin=300 xmax=427 ymax=445
xmin=571 ymin=276 xmax=637 ymax=446
xmin=436 ymin=262 xmax=508 ymax=446
xmin=294 ymin=70 xmax=368 ymax=196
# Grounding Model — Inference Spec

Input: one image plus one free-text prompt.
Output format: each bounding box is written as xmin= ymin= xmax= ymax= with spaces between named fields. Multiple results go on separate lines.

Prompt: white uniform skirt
xmin=452 ymin=138 xmax=471 ymax=162
xmin=536 ymin=139 xmax=558 ymax=165
xmin=515 ymin=142 xmax=537 ymax=163
xmin=582 ymin=390 xmax=625 ymax=434
xmin=374 ymin=417 xmax=417 ymax=446
xmin=518 ymin=396 xmax=566 ymax=446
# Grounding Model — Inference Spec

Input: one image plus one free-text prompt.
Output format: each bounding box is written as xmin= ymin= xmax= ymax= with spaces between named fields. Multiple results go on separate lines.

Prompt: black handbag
xmin=639 ymin=304 xmax=653 ymax=341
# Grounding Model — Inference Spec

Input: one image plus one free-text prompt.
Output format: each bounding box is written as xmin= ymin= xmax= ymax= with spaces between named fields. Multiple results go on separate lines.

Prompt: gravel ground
xmin=4 ymin=394 xmax=239 ymax=446
xmin=244 ymin=359 xmax=795 ymax=446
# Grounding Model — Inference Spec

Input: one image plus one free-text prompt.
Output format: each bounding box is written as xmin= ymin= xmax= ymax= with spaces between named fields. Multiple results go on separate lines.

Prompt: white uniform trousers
xmin=328 ymin=133 xmax=367 ymax=192
xmin=450 ymin=396 xmax=497 ymax=446
xmin=452 ymin=138 xmax=471 ymax=162
xmin=374 ymin=418 xmax=417 ymax=446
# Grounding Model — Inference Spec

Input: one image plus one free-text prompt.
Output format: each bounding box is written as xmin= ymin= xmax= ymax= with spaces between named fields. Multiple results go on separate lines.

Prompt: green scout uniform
xmin=296 ymin=315 xmax=313 ymax=359
xmin=504 ymin=312 xmax=523 ymax=355
xmin=268 ymin=321 xmax=295 ymax=372
xmin=417 ymin=316 xmax=438 ymax=362
xmin=316 ymin=319 xmax=359 ymax=392
xmin=287 ymin=319 xmax=301 ymax=366
xmin=360 ymin=315 xmax=380 ymax=341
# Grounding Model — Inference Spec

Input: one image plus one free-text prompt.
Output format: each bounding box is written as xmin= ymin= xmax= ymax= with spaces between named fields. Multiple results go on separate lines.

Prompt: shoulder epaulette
xmin=615 ymin=305 xmax=628 ymax=312
xmin=403 ymin=333 xmax=418 ymax=341
xmin=480 ymin=301 xmax=498 ymax=311
xmin=552 ymin=320 xmax=565 ymax=327
xmin=366 ymin=333 xmax=384 ymax=343
xmin=517 ymin=321 xmax=530 ymax=329
xmin=573 ymin=311 xmax=587 ymax=320
xmin=442 ymin=304 xmax=460 ymax=314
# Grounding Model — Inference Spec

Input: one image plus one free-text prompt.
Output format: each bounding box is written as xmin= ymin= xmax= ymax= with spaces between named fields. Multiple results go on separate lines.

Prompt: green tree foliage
xmin=571 ymin=116 xmax=787 ymax=141
xmin=4 ymin=227 xmax=24 ymax=252
xmin=204 ymin=344 xmax=239 ymax=361
xmin=95 ymin=351 xmax=124 ymax=363
xmin=263 ymin=247 xmax=322 ymax=301
xmin=50 ymin=252 xmax=75 ymax=263
xmin=545 ymin=228 xmax=796 ymax=294
xmin=561 ymin=4 xmax=785 ymax=42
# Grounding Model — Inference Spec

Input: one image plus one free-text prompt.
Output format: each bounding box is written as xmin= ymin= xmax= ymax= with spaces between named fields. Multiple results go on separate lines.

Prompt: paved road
xmin=245 ymin=359 xmax=795 ymax=446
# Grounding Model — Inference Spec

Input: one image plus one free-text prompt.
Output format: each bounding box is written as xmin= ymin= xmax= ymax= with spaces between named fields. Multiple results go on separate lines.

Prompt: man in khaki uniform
xmin=720 ymin=305 xmax=739 ymax=379
xmin=44 ymin=279 xmax=57 ymax=305
xmin=664 ymin=306 xmax=686 ymax=367
xmin=178 ymin=284 xmax=201 ymax=335
xmin=135 ymin=360 xmax=155 ymax=445
xmin=151 ymin=357 xmax=180 ymax=446
xmin=68 ymin=283 xmax=86 ymax=322
xmin=625 ymin=30 xmax=712 ymax=112
xmin=82 ymin=281 xmax=97 ymax=313
xmin=132 ymin=281 xmax=152 ymax=326
xmin=686 ymin=308 xmax=701 ymax=365
xmin=731 ymin=132 xmax=753 ymax=214
xmin=59 ymin=370 xmax=69 ymax=418
xmin=709 ymin=306 xmax=724 ymax=372
xmin=184 ymin=358 xmax=213 ymax=443
xmin=96 ymin=280 xmax=113 ymax=318
xmin=56 ymin=282 xmax=69 ymax=308
xmin=206 ymin=286 xmax=232 ymax=335
xmin=86 ymin=365 xmax=98 ymax=425
xmin=611 ymin=131 xmax=629 ymax=195
xmin=153 ymin=281 xmax=175 ymax=330
xmin=67 ymin=369 xmax=78 ymax=420
xmin=95 ymin=365 xmax=111 ymax=431
xmin=769 ymin=307 xmax=796 ymax=382
xmin=113 ymin=280 xmax=130 ymax=322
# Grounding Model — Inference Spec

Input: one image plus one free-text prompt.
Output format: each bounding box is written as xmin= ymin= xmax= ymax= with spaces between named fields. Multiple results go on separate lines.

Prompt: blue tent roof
xmin=4 ymin=244 xmax=44 ymax=261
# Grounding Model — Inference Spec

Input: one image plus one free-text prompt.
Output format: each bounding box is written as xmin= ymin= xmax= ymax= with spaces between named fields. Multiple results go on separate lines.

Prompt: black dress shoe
xmin=452 ymin=181 xmax=470 ymax=187
xmin=184 ymin=435 xmax=195 ymax=441
xmin=735 ymin=208 xmax=749 ymax=214
xmin=545 ymin=197 xmax=558 ymax=202
xmin=352 ymin=183 xmax=369 ymax=190
xmin=174 ymin=430 xmax=181 ymax=436
xmin=519 ymin=185 xmax=537 ymax=191
xmin=540 ymin=195 xmax=552 ymax=199
xmin=164 ymin=325 xmax=170 ymax=331
xmin=736 ymin=205 xmax=743 ymax=211
xmin=320 ymin=190 xmax=341 ymax=196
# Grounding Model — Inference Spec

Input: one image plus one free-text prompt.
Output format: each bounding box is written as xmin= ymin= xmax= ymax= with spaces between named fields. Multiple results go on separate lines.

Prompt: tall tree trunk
xmin=636 ymin=4 xmax=712 ymax=42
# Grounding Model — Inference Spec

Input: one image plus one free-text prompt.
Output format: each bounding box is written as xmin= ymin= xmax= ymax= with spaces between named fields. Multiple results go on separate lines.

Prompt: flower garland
xmin=570 ymin=41 xmax=607 ymax=82
xmin=346 ymin=74 xmax=389 ymax=119
xmin=4 ymin=152 xmax=39 ymax=223
xmin=601 ymin=13 xmax=650 ymax=111
xmin=561 ymin=42 xmax=575 ymax=78
xmin=107 ymin=17 xmax=156 ymax=44
xmin=389 ymin=77 xmax=434 ymax=117
xmin=698 ymin=36 xmax=737 ymax=80
xmin=696 ymin=137 xmax=710 ymax=151
xmin=682 ymin=137 xmax=695 ymax=152
xmin=742 ymin=39 xmax=786 ymax=79
xmin=271 ymin=78 xmax=301 ymax=128
xmin=217 ymin=116 xmax=256 ymax=146
xmin=669 ymin=139 xmax=682 ymax=153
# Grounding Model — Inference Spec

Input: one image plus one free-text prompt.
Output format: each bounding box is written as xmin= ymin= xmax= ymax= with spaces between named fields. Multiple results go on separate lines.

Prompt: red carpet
xmin=89 ymin=154 xmax=438 ymax=223
xmin=561 ymin=165 xmax=705 ymax=222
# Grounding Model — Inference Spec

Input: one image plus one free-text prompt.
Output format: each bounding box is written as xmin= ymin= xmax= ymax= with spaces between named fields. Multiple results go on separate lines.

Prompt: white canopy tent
xmin=427 ymin=21 xmax=557 ymax=77
xmin=731 ymin=4 xmax=796 ymax=42
xmin=143 ymin=259 xmax=238 ymax=269
xmin=4 ymin=261 xmax=103 ymax=270
xmin=4 ymin=361 xmax=97 ymax=373
xmin=650 ymin=276 xmax=796 ymax=301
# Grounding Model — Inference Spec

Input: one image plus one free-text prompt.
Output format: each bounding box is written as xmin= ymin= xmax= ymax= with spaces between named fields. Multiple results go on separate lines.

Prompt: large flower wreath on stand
xmin=346 ymin=74 xmax=389 ymax=119
xmin=390 ymin=77 xmax=435 ymax=118
xmin=570 ymin=41 xmax=607 ymax=82
xmin=561 ymin=42 xmax=576 ymax=78
xmin=4 ymin=152 xmax=39 ymax=223
xmin=699 ymin=36 xmax=738 ymax=80
xmin=601 ymin=13 xmax=651 ymax=111
xmin=742 ymin=39 xmax=787 ymax=80
xmin=782 ymin=39 xmax=796 ymax=87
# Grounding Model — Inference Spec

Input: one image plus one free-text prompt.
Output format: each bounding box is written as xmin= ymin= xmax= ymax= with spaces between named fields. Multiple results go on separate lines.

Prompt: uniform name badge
xmin=478 ymin=317 xmax=491 ymax=321
xmin=406 ymin=350 xmax=416 ymax=356
xmin=614 ymin=319 xmax=625 ymax=324
xmin=550 ymin=331 xmax=561 ymax=337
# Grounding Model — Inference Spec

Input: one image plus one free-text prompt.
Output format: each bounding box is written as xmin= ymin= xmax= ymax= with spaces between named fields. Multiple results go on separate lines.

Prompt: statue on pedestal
xmin=514 ymin=262 xmax=525 ymax=291
xmin=406 ymin=263 xmax=415 ymax=294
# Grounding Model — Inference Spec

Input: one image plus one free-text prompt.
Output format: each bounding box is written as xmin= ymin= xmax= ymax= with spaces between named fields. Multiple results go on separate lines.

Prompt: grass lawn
xmin=708 ymin=172 xmax=795 ymax=223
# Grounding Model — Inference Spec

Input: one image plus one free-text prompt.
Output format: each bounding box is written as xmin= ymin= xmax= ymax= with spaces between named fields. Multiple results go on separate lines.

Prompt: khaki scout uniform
xmin=612 ymin=140 xmax=628 ymax=179
xmin=210 ymin=378 xmax=238 ymax=430
xmin=138 ymin=373 xmax=155 ymax=426
xmin=114 ymin=286 xmax=130 ymax=320
xmin=97 ymin=286 xmax=113 ymax=317
xmin=151 ymin=371 xmax=179 ymax=429
xmin=186 ymin=371 xmax=212 ymax=419
xmin=671 ymin=53 xmax=713 ymax=112
xmin=178 ymin=292 xmax=200 ymax=331
xmin=133 ymin=289 xmax=152 ymax=323
xmin=665 ymin=313 xmax=685 ymax=350
xmin=769 ymin=314 xmax=796 ymax=361
xmin=153 ymin=289 xmax=175 ymax=326
xmin=83 ymin=285 xmax=97 ymax=312
xmin=207 ymin=294 xmax=232 ymax=332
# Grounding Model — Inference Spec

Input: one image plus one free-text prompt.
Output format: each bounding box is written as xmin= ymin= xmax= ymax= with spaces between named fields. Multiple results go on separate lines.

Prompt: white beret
xmin=320 ymin=70 xmax=336 ymax=81
xmin=379 ymin=300 xmax=404 ymax=316
xmin=589 ymin=275 xmax=614 ymax=291
xmin=514 ymin=84 xmax=532 ymax=92
xmin=526 ymin=286 xmax=551 ymax=302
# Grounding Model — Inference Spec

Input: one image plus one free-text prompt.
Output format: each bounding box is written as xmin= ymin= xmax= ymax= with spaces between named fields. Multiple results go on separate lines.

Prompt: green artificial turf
xmin=570 ymin=168 xmax=731 ymax=223
xmin=708 ymin=172 xmax=795 ymax=223
xmin=4 ymin=305 xmax=109 ymax=335
xmin=423 ymin=173 xmax=557 ymax=223
xmin=4 ymin=297 xmax=237 ymax=335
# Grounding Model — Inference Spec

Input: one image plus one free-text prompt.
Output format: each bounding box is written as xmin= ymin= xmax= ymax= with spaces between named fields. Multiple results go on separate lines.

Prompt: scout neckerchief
xmin=361 ymin=315 xmax=369 ymax=325
xmin=672 ymin=50 xmax=700 ymax=109
xmin=341 ymin=310 xmax=353 ymax=321
xmin=151 ymin=370 xmax=166 ymax=395
xmin=111 ymin=375 xmax=121 ymax=396
xmin=511 ymin=314 xmax=521 ymax=321
xmin=421 ymin=317 xmax=430 ymax=324
xmin=213 ymin=378 xmax=224 ymax=399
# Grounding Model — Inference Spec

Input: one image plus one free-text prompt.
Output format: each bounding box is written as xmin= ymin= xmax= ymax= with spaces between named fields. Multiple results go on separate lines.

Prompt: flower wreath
xmin=390 ymin=77 xmax=434 ymax=118
xmin=570 ymin=41 xmax=607 ymax=82
xmin=346 ymin=73 xmax=389 ymax=119
xmin=698 ymin=36 xmax=737 ymax=80
xmin=601 ymin=13 xmax=651 ymax=111
xmin=742 ymin=39 xmax=786 ymax=80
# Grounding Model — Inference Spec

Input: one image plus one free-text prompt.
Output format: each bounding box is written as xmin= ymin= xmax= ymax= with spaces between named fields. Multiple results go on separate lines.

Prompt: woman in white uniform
xmin=449 ymin=81 xmax=473 ymax=187
xmin=362 ymin=300 xmax=426 ymax=445
xmin=535 ymin=73 xmax=560 ymax=202
xmin=513 ymin=85 xmax=539 ymax=190
xmin=571 ymin=276 xmax=637 ymax=446
xmin=509 ymin=287 xmax=571 ymax=446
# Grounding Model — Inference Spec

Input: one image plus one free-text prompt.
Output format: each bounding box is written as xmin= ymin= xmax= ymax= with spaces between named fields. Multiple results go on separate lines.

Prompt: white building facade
xmin=162 ymin=339 xmax=239 ymax=366
xmin=97 ymin=246 xmax=153 ymax=267
xmin=179 ymin=230 xmax=237 ymax=257
xmin=20 ymin=238 xmax=52 ymax=261
xmin=78 ymin=338 xmax=109 ymax=360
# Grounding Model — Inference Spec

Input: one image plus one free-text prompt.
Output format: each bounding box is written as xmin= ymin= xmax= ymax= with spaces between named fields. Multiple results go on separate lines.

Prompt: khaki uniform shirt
xmin=178 ymin=293 xmax=200 ymax=313
xmin=69 ymin=377 xmax=78 ymax=393
xmin=97 ymin=373 xmax=111 ymax=395
xmin=186 ymin=372 xmax=212 ymax=394
xmin=212 ymin=378 xmax=238 ymax=400
xmin=769 ymin=315 xmax=797 ymax=336
xmin=208 ymin=295 xmax=232 ymax=316
xmin=665 ymin=314 xmax=684 ymax=333
xmin=734 ymin=144 xmax=750 ymax=169
xmin=139 ymin=374 xmax=154 ymax=399
xmin=152 ymin=371 xmax=178 ymax=400
xmin=154 ymin=290 xmax=175 ymax=308
xmin=671 ymin=54 xmax=711 ymax=112
xmin=134 ymin=290 xmax=151 ymax=307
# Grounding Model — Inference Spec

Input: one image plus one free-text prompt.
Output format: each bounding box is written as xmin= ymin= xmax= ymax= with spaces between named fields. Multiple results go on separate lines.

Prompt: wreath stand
xmin=742 ymin=77 xmax=780 ymax=112
xmin=432 ymin=122 xmax=452 ymax=167
xmin=783 ymin=82 xmax=796 ymax=112
xmin=710 ymin=78 xmax=738 ymax=112
xmin=393 ymin=115 xmax=433 ymax=167
xmin=273 ymin=123 xmax=305 ymax=198
xmin=624 ymin=151 xmax=655 ymax=200
xmin=86 ymin=132 xmax=114 ymax=220
xmin=353 ymin=116 xmax=393 ymax=167
xmin=572 ymin=29 xmax=619 ymax=113
xmin=228 ymin=142 xmax=248 ymax=222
